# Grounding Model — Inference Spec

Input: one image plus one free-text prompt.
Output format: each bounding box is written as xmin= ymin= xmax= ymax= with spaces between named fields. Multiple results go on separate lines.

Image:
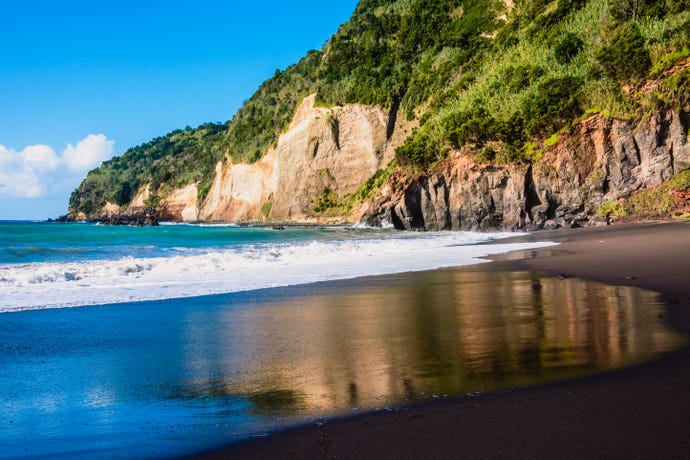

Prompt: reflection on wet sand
xmin=182 ymin=270 xmax=682 ymax=417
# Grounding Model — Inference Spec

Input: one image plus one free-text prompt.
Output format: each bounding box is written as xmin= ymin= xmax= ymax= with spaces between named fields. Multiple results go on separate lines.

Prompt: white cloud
xmin=21 ymin=145 xmax=61 ymax=171
xmin=0 ymin=134 xmax=116 ymax=199
xmin=0 ymin=144 xmax=56 ymax=198
xmin=63 ymin=134 xmax=115 ymax=172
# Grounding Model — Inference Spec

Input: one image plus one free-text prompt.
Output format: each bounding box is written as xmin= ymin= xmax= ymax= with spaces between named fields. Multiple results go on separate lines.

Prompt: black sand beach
xmin=189 ymin=222 xmax=690 ymax=459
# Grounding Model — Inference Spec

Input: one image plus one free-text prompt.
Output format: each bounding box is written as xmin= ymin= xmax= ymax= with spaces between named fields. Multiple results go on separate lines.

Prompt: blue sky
xmin=0 ymin=0 xmax=359 ymax=219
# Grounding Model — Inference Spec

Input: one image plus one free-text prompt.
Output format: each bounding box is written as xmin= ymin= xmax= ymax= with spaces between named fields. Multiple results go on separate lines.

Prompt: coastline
xmin=188 ymin=221 xmax=690 ymax=459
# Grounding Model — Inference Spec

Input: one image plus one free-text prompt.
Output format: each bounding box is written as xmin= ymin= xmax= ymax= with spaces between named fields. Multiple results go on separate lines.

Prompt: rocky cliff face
xmin=121 ymin=94 xmax=408 ymax=223
xmin=362 ymin=108 xmax=690 ymax=231
xmin=95 ymin=101 xmax=688 ymax=230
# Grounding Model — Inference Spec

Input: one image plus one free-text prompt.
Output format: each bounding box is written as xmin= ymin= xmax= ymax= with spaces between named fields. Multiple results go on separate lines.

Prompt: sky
xmin=0 ymin=0 xmax=359 ymax=219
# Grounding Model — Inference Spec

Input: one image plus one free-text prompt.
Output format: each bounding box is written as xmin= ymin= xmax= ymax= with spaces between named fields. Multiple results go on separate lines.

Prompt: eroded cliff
xmin=85 ymin=103 xmax=689 ymax=230
xmin=362 ymin=108 xmax=690 ymax=230
xmin=113 ymin=94 xmax=409 ymax=224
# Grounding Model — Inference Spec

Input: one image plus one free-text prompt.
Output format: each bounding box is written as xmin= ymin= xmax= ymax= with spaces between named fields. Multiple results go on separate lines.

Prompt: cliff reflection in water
xmin=182 ymin=269 xmax=681 ymax=416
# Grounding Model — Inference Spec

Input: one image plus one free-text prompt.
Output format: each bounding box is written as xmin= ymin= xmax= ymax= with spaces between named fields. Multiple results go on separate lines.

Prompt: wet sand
xmin=189 ymin=222 xmax=690 ymax=459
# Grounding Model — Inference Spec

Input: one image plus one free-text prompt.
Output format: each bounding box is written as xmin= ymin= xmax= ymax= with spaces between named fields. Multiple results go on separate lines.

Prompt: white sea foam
xmin=0 ymin=232 xmax=557 ymax=312
xmin=158 ymin=222 xmax=240 ymax=227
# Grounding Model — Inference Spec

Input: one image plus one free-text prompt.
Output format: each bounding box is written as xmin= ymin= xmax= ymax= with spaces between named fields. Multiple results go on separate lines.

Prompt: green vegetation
xmin=316 ymin=0 xmax=501 ymax=109
xmin=313 ymin=187 xmax=342 ymax=213
xmin=311 ymin=165 xmax=395 ymax=216
xmin=395 ymin=130 xmax=444 ymax=168
xmin=553 ymin=32 xmax=584 ymax=64
xmin=349 ymin=166 xmax=393 ymax=202
xmin=597 ymin=169 xmax=690 ymax=221
xmin=596 ymin=22 xmax=651 ymax=80
xmin=70 ymin=0 xmax=690 ymax=215
xmin=523 ymin=76 xmax=583 ymax=135
xmin=395 ymin=0 xmax=690 ymax=169
xmin=69 ymin=123 xmax=226 ymax=214
xmin=596 ymin=200 xmax=627 ymax=221
xmin=653 ymin=68 xmax=690 ymax=109
xmin=261 ymin=201 xmax=273 ymax=219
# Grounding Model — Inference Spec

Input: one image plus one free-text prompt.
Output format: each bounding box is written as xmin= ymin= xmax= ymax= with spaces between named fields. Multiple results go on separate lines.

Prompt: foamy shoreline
xmin=1 ymin=230 xmax=557 ymax=313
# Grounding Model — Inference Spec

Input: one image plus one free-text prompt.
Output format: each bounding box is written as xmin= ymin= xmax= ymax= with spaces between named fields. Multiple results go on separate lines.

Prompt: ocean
xmin=0 ymin=221 xmax=551 ymax=312
xmin=0 ymin=221 xmax=683 ymax=458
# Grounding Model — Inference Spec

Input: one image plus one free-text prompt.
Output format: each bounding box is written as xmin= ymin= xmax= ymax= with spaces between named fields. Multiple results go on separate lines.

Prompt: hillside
xmin=67 ymin=0 xmax=690 ymax=228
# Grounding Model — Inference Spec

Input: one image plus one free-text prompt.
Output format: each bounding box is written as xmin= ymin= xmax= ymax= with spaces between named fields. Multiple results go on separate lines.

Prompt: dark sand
xmin=189 ymin=222 xmax=690 ymax=459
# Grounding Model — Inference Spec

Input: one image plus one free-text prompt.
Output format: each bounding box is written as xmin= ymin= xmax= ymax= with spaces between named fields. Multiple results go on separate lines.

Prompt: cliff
xmin=109 ymin=94 xmax=406 ymax=224
xmin=90 ymin=102 xmax=688 ymax=230
xmin=194 ymin=94 xmax=406 ymax=222
xmin=66 ymin=0 xmax=690 ymax=228
xmin=362 ymin=108 xmax=690 ymax=230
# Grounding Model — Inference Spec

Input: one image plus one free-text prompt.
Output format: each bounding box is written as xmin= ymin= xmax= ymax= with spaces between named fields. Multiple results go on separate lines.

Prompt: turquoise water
xmin=0 ymin=221 xmax=552 ymax=312
xmin=0 ymin=221 xmax=350 ymax=265
xmin=0 ymin=222 xmax=684 ymax=458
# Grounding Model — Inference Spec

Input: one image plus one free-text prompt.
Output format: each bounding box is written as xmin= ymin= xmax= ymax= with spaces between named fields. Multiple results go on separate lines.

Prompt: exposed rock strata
xmin=363 ymin=109 xmax=690 ymax=231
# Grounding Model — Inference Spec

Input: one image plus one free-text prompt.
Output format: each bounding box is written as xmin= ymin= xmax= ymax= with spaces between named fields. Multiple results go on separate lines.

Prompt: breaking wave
xmin=0 ymin=231 xmax=557 ymax=312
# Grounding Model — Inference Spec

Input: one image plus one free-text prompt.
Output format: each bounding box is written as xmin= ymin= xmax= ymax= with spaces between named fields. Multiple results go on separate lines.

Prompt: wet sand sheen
xmin=214 ymin=270 xmax=680 ymax=417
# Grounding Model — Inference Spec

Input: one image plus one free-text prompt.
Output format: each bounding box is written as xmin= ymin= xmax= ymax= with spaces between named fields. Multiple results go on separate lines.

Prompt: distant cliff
xmin=67 ymin=0 xmax=690 ymax=228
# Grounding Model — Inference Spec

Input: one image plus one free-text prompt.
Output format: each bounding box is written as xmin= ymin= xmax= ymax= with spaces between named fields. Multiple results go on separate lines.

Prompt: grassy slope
xmin=68 ymin=0 xmax=690 ymax=217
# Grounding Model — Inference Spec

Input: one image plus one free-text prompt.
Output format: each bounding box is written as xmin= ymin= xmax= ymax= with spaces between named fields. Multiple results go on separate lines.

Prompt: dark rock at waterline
xmin=97 ymin=213 xmax=160 ymax=226
xmin=98 ymin=207 xmax=176 ymax=226
xmin=57 ymin=208 xmax=173 ymax=226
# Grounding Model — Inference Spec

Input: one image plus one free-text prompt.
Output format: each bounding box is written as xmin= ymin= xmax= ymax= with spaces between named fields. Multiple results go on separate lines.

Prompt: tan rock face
xmin=101 ymin=202 xmax=120 ymax=216
xmin=162 ymin=184 xmax=199 ymax=222
xmin=198 ymin=155 xmax=277 ymax=222
xmin=130 ymin=184 xmax=150 ymax=208
xmin=125 ymin=94 xmax=401 ymax=223
xmin=196 ymin=94 xmax=398 ymax=222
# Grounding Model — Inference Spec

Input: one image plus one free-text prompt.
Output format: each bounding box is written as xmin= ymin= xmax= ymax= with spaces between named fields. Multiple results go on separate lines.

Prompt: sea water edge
xmin=0 ymin=220 xmax=555 ymax=313
xmin=1 ymin=221 xmax=684 ymax=459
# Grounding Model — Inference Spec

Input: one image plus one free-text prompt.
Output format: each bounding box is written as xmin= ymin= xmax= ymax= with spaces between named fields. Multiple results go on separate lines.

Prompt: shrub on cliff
xmin=608 ymin=0 xmax=683 ymax=21
xmin=445 ymin=107 xmax=496 ymax=148
xmin=553 ymin=32 xmax=584 ymax=64
xmin=503 ymin=65 xmax=545 ymax=92
xmin=522 ymin=76 xmax=583 ymax=135
xmin=596 ymin=23 xmax=651 ymax=81
xmin=395 ymin=130 xmax=443 ymax=168
xmin=444 ymin=107 xmax=525 ymax=150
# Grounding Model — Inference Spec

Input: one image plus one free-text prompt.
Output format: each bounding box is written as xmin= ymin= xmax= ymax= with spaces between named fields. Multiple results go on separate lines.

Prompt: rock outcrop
xmin=362 ymin=109 xmax=690 ymax=231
